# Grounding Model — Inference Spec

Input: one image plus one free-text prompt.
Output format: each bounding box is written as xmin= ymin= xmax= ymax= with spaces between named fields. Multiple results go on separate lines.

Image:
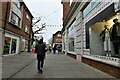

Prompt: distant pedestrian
xmin=53 ymin=44 xmax=57 ymax=54
xmin=35 ymin=37 xmax=47 ymax=73
xmin=57 ymin=44 xmax=62 ymax=54
xmin=49 ymin=46 xmax=52 ymax=53
xmin=11 ymin=42 xmax=16 ymax=53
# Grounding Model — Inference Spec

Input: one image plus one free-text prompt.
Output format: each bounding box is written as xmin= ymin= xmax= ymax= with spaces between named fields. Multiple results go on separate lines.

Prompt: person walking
xmin=53 ymin=44 xmax=57 ymax=54
xmin=49 ymin=46 xmax=52 ymax=53
xmin=35 ymin=37 xmax=47 ymax=73
xmin=57 ymin=44 xmax=62 ymax=54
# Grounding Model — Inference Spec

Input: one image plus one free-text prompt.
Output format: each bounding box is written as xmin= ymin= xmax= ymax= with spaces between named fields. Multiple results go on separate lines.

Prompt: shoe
xmin=40 ymin=69 xmax=43 ymax=73
xmin=38 ymin=70 xmax=40 ymax=73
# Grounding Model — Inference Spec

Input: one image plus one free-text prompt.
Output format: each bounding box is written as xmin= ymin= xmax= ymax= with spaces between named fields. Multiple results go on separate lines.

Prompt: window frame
xmin=11 ymin=11 xmax=20 ymax=27
xmin=26 ymin=13 xmax=30 ymax=20
xmin=13 ymin=1 xmax=21 ymax=9
xmin=25 ymin=25 xmax=29 ymax=33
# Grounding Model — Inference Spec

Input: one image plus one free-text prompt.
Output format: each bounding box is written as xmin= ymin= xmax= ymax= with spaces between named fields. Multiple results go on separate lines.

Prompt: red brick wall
xmin=22 ymin=5 xmax=33 ymax=37
xmin=53 ymin=35 xmax=62 ymax=43
xmin=63 ymin=1 xmax=70 ymax=22
xmin=53 ymin=32 xmax=62 ymax=43
xmin=82 ymin=57 xmax=120 ymax=78
xmin=2 ymin=2 xmax=32 ymax=38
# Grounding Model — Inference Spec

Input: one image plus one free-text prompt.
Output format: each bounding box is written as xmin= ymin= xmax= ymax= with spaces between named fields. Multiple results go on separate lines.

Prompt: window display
xmin=4 ymin=37 xmax=11 ymax=55
xmin=100 ymin=25 xmax=111 ymax=56
xmin=11 ymin=38 xmax=17 ymax=53
xmin=90 ymin=16 xmax=120 ymax=58
xmin=111 ymin=18 xmax=120 ymax=57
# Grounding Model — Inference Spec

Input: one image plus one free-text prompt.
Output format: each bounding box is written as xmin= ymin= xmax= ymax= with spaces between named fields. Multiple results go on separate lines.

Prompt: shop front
xmin=67 ymin=19 xmax=77 ymax=59
xmin=3 ymin=33 xmax=20 ymax=55
xmin=21 ymin=38 xmax=28 ymax=52
xmin=82 ymin=1 xmax=120 ymax=77
xmin=84 ymin=3 xmax=120 ymax=57
xmin=89 ymin=13 xmax=120 ymax=57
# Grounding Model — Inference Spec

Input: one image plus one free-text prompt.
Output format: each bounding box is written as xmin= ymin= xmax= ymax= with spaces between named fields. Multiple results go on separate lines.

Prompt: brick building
xmin=1 ymin=0 xmax=33 ymax=55
xmin=52 ymin=31 xmax=62 ymax=49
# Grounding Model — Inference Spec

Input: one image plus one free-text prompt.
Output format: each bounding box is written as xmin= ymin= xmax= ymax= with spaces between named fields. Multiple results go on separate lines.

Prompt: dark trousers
xmin=53 ymin=49 xmax=56 ymax=54
xmin=37 ymin=59 xmax=44 ymax=71
xmin=113 ymin=38 xmax=120 ymax=56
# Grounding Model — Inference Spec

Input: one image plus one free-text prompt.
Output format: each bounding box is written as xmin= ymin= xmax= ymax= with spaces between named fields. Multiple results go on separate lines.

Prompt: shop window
xmin=25 ymin=40 xmax=28 ymax=52
xmin=4 ymin=37 xmax=11 ymax=55
xmin=11 ymin=11 xmax=20 ymax=27
xmin=22 ymin=40 xmax=25 ymax=51
xmin=56 ymin=39 xmax=62 ymax=43
xmin=13 ymin=1 xmax=21 ymax=9
xmin=83 ymin=0 xmax=100 ymax=18
xmin=69 ymin=38 xmax=74 ymax=51
xmin=26 ymin=14 xmax=30 ymax=20
xmin=11 ymin=38 xmax=17 ymax=53
xmin=69 ymin=20 xmax=76 ymax=31
xmin=70 ymin=0 xmax=73 ymax=6
xmin=57 ymin=34 xmax=61 ymax=37
xmin=25 ymin=25 xmax=29 ymax=33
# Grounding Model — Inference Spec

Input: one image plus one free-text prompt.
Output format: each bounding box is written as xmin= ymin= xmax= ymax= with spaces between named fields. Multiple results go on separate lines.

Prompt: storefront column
xmin=19 ymin=36 xmax=22 ymax=54
xmin=76 ymin=54 xmax=82 ymax=62
xmin=0 ymin=29 xmax=2 ymax=80
xmin=0 ymin=29 xmax=2 ymax=57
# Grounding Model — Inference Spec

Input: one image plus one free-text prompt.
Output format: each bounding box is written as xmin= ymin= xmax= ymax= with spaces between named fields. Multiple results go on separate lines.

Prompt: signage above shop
xmin=5 ymin=37 xmax=11 ymax=41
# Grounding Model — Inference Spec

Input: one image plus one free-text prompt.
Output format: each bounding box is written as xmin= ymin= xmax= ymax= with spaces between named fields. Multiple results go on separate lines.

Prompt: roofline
xmin=22 ymin=2 xmax=34 ymax=18
xmin=53 ymin=31 xmax=62 ymax=35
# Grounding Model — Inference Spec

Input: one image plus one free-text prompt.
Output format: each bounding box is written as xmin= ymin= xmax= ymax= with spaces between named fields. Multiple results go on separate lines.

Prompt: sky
xmin=23 ymin=0 xmax=63 ymax=44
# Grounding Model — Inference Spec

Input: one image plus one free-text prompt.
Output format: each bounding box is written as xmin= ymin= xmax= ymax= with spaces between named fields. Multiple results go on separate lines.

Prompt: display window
xmin=89 ymin=12 xmax=120 ymax=58
xmin=11 ymin=38 xmax=17 ymax=53
xmin=4 ymin=37 xmax=11 ymax=55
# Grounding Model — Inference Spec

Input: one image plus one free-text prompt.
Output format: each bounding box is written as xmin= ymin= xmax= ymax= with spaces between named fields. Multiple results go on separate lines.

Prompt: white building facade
xmin=62 ymin=0 xmax=120 ymax=77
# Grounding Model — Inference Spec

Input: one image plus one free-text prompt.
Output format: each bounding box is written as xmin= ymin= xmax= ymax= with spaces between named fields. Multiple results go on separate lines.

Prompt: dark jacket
xmin=100 ymin=29 xmax=110 ymax=41
xmin=111 ymin=23 xmax=120 ymax=41
xmin=35 ymin=42 xmax=46 ymax=60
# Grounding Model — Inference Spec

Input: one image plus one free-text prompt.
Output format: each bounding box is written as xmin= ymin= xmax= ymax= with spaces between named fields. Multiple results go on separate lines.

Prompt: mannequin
xmin=100 ymin=25 xmax=111 ymax=56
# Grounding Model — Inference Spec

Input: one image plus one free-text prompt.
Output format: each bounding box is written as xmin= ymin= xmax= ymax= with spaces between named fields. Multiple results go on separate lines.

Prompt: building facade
xmin=62 ymin=0 xmax=120 ymax=78
xmin=52 ymin=31 xmax=62 ymax=48
xmin=1 ymin=0 xmax=33 ymax=56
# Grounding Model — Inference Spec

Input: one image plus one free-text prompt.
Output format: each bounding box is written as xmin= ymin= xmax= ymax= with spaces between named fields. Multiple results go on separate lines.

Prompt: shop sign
xmin=5 ymin=37 xmax=11 ymax=41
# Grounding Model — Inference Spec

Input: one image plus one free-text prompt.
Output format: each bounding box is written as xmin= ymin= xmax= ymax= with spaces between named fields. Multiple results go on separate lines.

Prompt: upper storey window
xmin=11 ymin=11 xmax=20 ymax=27
xmin=70 ymin=0 xmax=73 ymax=6
xmin=57 ymin=34 xmax=62 ymax=37
xmin=13 ymin=1 xmax=20 ymax=9
xmin=26 ymin=13 xmax=31 ymax=20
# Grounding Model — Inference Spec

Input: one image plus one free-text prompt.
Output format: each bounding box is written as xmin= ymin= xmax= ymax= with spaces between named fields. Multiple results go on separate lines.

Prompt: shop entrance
xmin=4 ymin=37 xmax=11 ymax=55
xmin=11 ymin=38 xmax=17 ymax=53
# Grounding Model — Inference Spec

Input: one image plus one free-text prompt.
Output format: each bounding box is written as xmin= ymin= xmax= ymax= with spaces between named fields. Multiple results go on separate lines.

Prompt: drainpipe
xmin=2 ymin=2 xmax=9 ymax=56
xmin=28 ymin=35 xmax=30 ymax=52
